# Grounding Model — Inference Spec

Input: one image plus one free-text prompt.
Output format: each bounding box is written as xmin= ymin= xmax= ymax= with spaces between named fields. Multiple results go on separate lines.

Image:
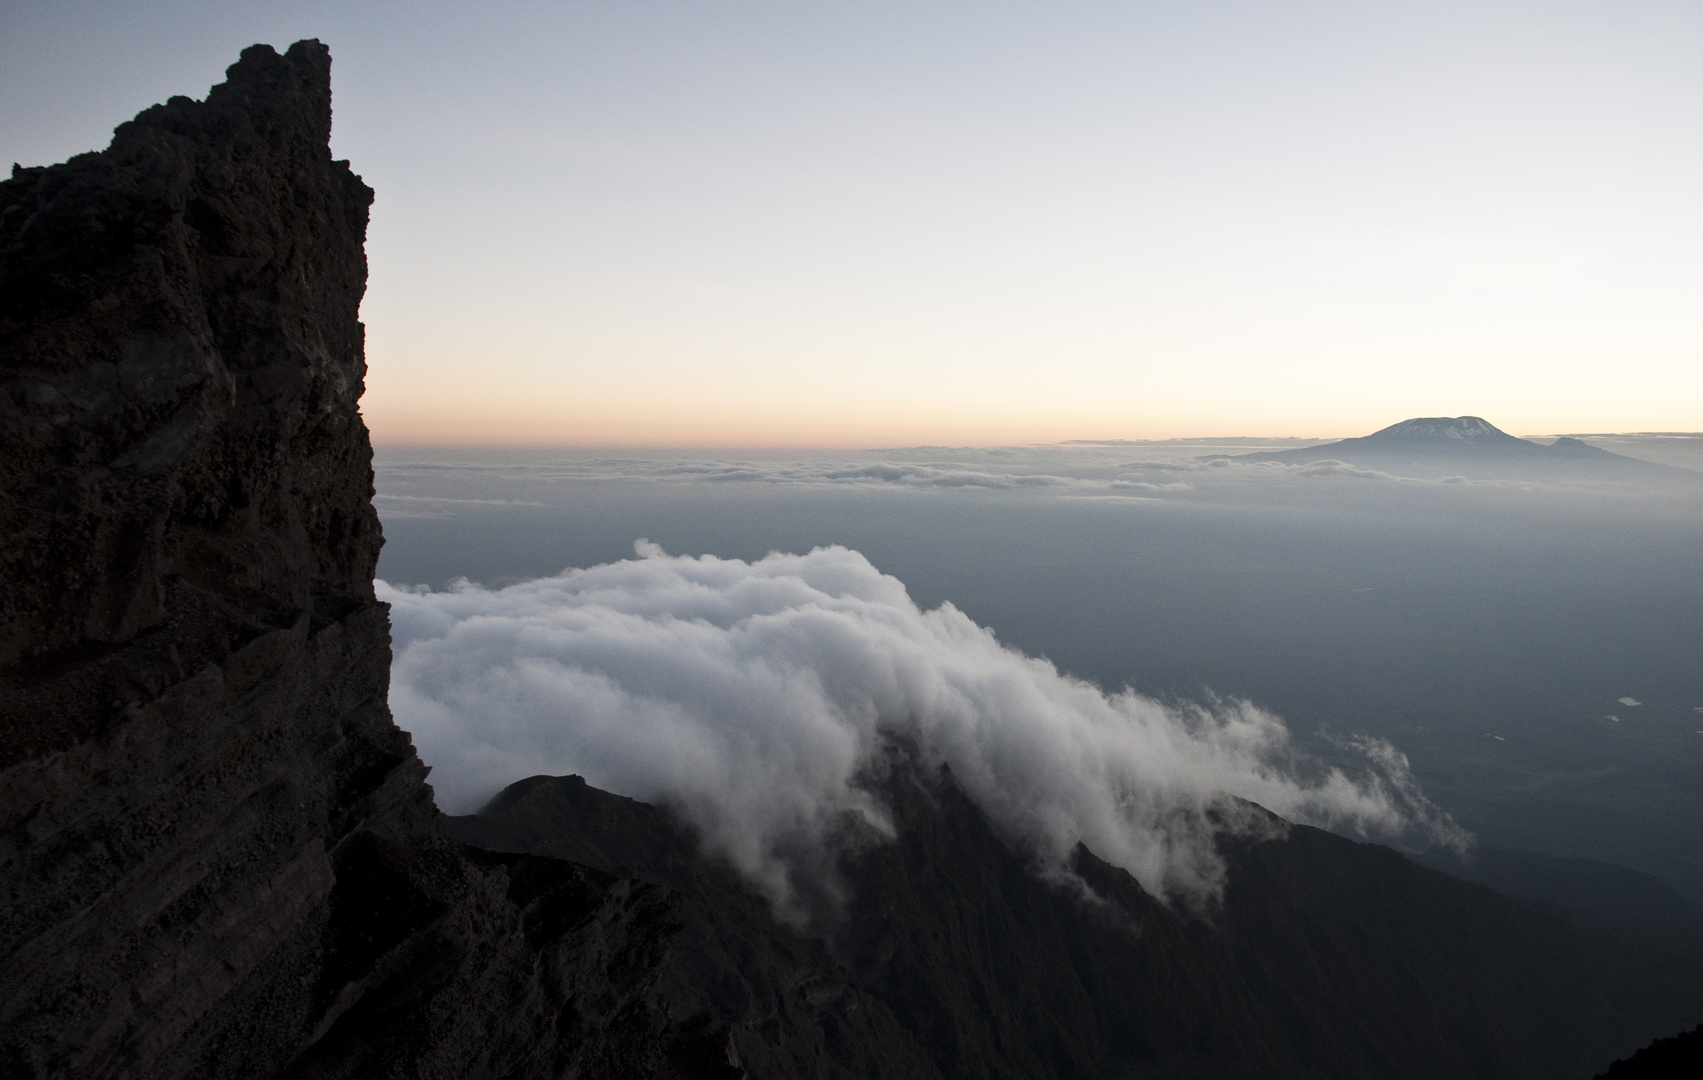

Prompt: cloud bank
xmin=382 ymin=542 xmax=1466 ymax=916
xmin=376 ymin=450 xmax=1520 ymax=502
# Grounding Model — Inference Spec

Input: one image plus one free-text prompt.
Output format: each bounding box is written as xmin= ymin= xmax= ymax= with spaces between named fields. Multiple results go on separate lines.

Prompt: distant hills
xmin=1217 ymin=417 xmax=1694 ymax=479
xmin=1414 ymin=846 xmax=1703 ymax=957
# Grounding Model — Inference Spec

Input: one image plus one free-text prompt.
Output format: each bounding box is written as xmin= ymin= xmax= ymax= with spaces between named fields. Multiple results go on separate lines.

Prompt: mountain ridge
xmin=1364 ymin=416 xmax=1526 ymax=443
xmin=1215 ymin=416 xmax=1691 ymax=478
xmin=446 ymin=766 xmax=1703 ymax=1080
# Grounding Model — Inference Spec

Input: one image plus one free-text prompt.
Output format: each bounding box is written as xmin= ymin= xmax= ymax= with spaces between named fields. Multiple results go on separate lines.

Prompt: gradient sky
xmin=4 ymin=1 xmax=1700 ymax=444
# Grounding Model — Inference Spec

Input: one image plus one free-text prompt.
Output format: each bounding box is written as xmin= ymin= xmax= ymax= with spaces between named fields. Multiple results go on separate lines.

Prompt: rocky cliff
xmin=0 ymin=42 xmax=718 ymax=1080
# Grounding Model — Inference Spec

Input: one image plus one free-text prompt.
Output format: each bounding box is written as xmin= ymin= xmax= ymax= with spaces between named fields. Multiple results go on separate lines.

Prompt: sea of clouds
xmin=383 ymin=541 xmax=1468 ymax=918
xmin=372 ymin=448 xmax=1504 ymax=516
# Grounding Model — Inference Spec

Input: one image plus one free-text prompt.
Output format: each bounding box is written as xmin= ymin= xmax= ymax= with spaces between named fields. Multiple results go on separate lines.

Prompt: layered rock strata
xmin=0 ymin=42 xmax=712 ymax=1080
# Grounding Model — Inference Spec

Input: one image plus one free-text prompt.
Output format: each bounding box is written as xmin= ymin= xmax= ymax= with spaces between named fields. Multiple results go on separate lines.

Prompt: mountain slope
xmin=445 ymin=774 xmax=944 ymax=1080
xmin=446 ymin=763 xmax=1703 ymax=1080
xmin=1594 ymin=1023 xmax=1703 ymax=1078
xmin=1413 ymin=847 xmax=1703 ymax=959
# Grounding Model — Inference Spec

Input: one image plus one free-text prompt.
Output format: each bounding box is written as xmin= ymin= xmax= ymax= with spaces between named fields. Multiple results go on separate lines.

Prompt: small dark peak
xmin=215 ymin=39 xmax=332 ymax=102
xmin=130 ymin=38 xmax=337 ymax=155
xmin=1548 ymin=435 xmax=1609 ymax=454
xmin=443 ymin=772 xmax=705 ymax=890
xmin=479 ymin=771 xmax=596 ymax=815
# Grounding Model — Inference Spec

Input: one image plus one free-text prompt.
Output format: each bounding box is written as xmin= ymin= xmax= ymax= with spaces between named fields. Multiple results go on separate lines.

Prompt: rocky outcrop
xmin=0 ymin=42 xmax=711 ymax=1080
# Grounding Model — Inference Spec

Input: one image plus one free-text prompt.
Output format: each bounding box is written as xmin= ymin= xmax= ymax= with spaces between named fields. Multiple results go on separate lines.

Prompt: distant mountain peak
xmin=1366 ymin=416 xmax=1517 ymax=442
xmin=1548 ymin=435 xmax=1610 ymax=454
xmin=1217 ymin=415 xmax=1687 ymax=477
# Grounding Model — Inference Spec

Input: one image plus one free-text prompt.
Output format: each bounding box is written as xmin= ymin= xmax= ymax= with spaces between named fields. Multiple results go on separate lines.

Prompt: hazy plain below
xmin=373 ymin=433 xmax=1703 ymax=903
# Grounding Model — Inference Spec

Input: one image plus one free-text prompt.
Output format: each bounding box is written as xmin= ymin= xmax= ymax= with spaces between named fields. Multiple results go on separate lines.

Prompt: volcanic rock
xmin=0 ymin=41 xmax=716 ymax=1080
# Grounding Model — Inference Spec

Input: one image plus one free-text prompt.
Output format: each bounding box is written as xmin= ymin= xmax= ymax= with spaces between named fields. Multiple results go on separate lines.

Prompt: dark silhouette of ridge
xmin=1413 ymin=847 xmax=1703 ymax=959
xmin=1593 ymin=1023 xmax=1703 ymax=1078
xmin=445 ymin=764 xmax=1703 ymax=1080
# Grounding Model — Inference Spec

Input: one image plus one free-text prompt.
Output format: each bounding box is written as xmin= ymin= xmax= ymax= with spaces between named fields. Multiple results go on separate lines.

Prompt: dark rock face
xmin=0 ymin=42 xmax=707 ymax=1080
xmin=449 ymin=764 xmax=1703 ymax=1080
xmin=1594 ymin=1023 xmax=1703 ymax=1079
xmin=445 ymin=775 xmax=944 ymax=1080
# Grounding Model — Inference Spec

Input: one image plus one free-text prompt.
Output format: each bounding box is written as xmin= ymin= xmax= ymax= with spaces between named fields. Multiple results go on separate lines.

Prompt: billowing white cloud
xmin=382 ymin=542 xmax=1466 ymax=918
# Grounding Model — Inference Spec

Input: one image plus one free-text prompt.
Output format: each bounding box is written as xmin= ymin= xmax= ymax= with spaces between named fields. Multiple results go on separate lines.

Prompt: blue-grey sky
xmin=4 ymin=1 xmax=1699 ymax=443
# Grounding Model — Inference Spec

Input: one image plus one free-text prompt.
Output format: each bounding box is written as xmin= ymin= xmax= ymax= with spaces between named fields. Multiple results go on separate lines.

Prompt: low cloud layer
xmin=375 ymin=450 xmax=1528 ymax=504
xmin=383 ymin=543 xmax=1466 ymax=916
xmin=372 ymin=493 xmax=550 ymax=519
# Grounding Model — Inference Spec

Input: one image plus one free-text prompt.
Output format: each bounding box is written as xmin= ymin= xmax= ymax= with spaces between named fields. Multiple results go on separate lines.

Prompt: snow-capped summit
xmin=1364 ymin=416 xmax=1519 ymax=442
xmin=1217 ymin=416 xmax=1687 ymax=479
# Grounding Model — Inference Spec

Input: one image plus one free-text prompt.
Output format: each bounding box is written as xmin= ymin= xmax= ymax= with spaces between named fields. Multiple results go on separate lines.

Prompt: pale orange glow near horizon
xmin=359 ymin=324 xmax=1701 ymax=447
xmin=359 ymin=389 xmax=1685 ymax=450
